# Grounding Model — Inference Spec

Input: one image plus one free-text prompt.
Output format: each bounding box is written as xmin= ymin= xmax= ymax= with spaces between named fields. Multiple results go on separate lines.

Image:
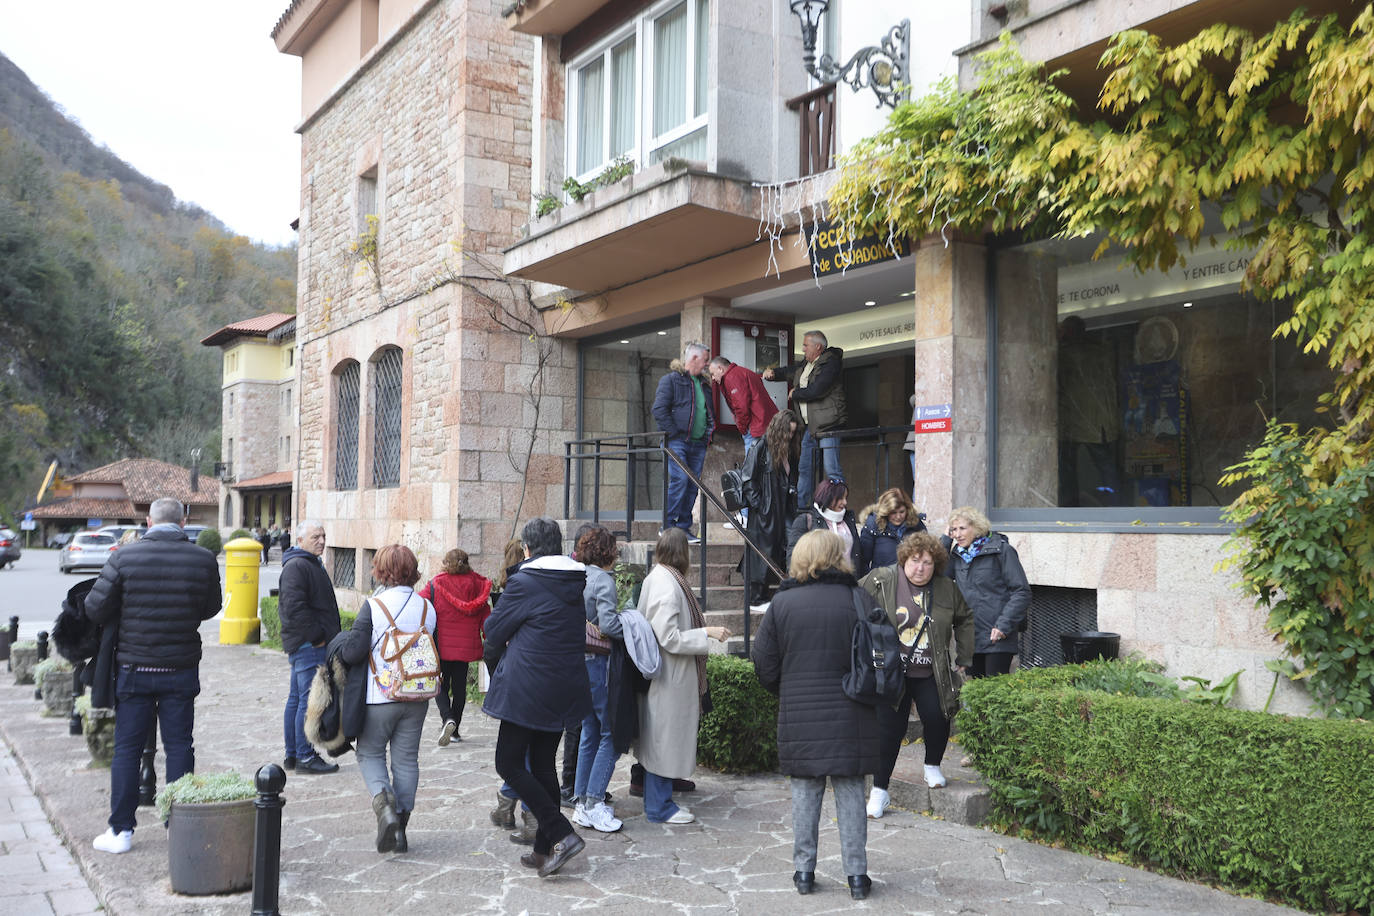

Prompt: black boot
xmin=490 ymin=792 xmax=517 ymax=829
xmin=848 ymin=874 xmax=872 ymax=900
xmin=508 ymin=806 xmax=537 ymax=845
xmin=394 ymin=811 xmax=410 ymax=853
xmin=372 ymin=789 xmax=399 ymax=853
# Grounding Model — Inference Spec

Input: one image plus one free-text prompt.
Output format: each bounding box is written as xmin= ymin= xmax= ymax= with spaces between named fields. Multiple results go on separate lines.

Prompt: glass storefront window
xmin=994 ymin=234 xmax=1328 ymax=512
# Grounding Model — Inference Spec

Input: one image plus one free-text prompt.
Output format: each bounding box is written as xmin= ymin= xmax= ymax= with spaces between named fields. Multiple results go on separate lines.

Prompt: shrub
xmin=340 ymin=608 xmax=357 ymax=631
xmin=696 ymin=655 xmax=779 ymax=774
xmin=229 ymin=528 xmax=251 ymax=541
xmin=260 ymin=596 xmax=281 ymax=649
xmin=612 ymin=561 xmax=646 ymax=611
xmin=959 ymin=665 xmax=1374 ymax=913
xmin=196 ymin=527 xmax=222 ymax=555
xmin=155 ymin=771 xmax=256 ymax=821
xmin=32 ymin=656 xmax=72 ymax=689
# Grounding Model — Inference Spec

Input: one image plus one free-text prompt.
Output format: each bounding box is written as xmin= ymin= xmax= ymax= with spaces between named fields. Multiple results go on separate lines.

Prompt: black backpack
xmin=721 ymin=466 xmax=745 ymax=512
xmin=840 ymin=587 xmax=905 ymax=706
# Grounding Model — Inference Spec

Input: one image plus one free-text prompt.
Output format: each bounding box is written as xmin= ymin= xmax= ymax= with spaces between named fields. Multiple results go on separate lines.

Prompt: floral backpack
xmin=368 ymin=593 xmax=440 ymax=701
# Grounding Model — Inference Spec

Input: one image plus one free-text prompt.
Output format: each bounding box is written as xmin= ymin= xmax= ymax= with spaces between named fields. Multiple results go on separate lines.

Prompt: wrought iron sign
xmin=789 ymin=1 xmax=910 ymax=109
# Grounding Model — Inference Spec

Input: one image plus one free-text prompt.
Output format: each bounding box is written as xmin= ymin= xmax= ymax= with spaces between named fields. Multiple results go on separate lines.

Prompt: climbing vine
xmin=829 ymin=7 xmax=1374 ymax=716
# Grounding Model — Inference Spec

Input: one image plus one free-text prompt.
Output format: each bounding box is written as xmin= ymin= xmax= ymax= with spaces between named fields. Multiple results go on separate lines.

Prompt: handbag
xmin=840 ymin=587 xmax=906 ymax=706
xmin=368 ymin=594 xmax=440 ymax=701
xmin=585 ymin=619 xmax=612 ymax=655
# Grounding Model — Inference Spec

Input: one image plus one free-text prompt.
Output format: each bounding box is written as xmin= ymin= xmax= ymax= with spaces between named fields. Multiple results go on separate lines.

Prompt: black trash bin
xmin=1060 ymin=631 xmax=1121 ymax=663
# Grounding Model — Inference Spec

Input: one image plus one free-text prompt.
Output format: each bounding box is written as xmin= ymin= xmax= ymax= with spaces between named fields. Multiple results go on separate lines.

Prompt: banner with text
xmin=807 ymin=218 xmax=910 ymax=277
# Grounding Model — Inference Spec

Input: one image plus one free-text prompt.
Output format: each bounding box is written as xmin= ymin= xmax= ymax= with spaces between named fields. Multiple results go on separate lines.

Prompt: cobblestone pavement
xmin=0 ymin=623 xmax=1303 ymax=915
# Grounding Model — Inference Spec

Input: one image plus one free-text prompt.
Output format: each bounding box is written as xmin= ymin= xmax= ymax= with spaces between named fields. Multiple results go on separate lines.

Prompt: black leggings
xmin=873 ymin=676 xmax=950 ymax=789
xmin=494 ymin=721 xmax=574 ymax=855
xmin=434 ymin=659 xmax=469 ymax=726
xmin=970 ymin=652 xmax=1013 ymax=678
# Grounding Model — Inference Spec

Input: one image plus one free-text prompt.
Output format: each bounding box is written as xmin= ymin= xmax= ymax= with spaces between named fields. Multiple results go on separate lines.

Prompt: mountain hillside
xmin=0 ymin=50 xmax=297 ymax=524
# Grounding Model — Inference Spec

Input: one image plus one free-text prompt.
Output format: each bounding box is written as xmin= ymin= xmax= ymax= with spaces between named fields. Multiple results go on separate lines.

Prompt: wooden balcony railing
xmin=786 ymin=83 xmax=837 ymax=177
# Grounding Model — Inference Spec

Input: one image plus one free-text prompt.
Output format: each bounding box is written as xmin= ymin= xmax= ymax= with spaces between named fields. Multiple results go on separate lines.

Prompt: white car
xmin=59 ymin=532 xmax=118 ymax=574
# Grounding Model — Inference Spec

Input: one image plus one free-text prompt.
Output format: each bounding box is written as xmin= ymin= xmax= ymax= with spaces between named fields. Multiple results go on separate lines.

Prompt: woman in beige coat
xmin=635 ymin=528 xmax=730 ymax=824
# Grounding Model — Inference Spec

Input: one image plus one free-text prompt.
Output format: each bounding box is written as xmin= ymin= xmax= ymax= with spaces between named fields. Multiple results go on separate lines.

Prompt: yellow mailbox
xmin=220 ymin=537 xmax=263 ymax=644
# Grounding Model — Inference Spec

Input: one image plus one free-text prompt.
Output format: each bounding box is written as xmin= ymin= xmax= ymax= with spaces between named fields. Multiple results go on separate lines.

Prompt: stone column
xmin=910 ymin=239 xmax=989 ymax=526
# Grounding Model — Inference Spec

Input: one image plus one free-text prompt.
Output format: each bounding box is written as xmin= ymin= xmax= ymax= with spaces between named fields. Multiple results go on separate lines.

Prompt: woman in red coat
xmin=422 ymin=548 xmax=492 ymax=745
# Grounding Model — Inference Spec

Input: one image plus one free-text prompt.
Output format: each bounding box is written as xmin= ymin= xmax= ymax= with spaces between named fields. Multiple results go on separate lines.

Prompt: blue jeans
xmin=643 ymin=770 xmax=680 ymax=822
xmin=798 ymin=430 xmax=843 ymax=508
xmin=665 ymin=437 xmax=708 ymax=531
xmin=110 ymin=666 xmax=200 ymax=832
xmin=573 ymin=654 xmax=619 ymax=803
xmin=284 ymin=644 xmax=326 ymax=759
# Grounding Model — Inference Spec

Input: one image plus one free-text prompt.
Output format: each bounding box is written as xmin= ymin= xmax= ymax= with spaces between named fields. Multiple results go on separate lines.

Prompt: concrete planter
xmin=40 ymin=670 xmax=74 ymax=716
xmin=83 ymin=707 xmax=116 ymax=767
xmin=167 ymin=798 xmax=256 ymax=895
xmin=10 ymin=644 xmax=38 ymax=684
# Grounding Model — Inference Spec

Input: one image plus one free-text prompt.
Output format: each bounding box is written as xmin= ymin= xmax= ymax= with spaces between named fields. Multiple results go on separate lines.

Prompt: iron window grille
xmin=331 ymin=546 xmax=356 ymax=590
xmin=1018 ymin=585 xmax=1099 ymax=668
xmin=334 ymin=362 xmax=360 ymax=490
xmin=371 ymin=347 xmax=403 ymax=488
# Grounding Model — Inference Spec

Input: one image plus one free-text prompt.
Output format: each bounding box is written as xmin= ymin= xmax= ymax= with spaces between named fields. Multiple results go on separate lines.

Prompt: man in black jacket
xmin=278 ymin=521 xmax=342 ymax=774
xmin=84 ymin=497 xmax=221 ymax=854
xmin=763 ymin=331 xmax=848 ymax=508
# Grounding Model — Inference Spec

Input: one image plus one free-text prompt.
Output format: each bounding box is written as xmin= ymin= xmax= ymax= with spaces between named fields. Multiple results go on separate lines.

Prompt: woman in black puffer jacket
xmin=753 ymin=529 xmax=883 ymax=901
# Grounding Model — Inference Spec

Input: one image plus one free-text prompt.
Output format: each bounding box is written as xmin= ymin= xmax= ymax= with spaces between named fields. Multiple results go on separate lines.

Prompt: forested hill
xmin=0 ymin=51 xmax=297 ymax=523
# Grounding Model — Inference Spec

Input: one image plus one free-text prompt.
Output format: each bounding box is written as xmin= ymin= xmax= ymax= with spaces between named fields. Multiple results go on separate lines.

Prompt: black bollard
xmin=36 ymin=630 xmax=49 ymax=661
xmin=251 ymin=764 xmax=287 ymax=916
xmin=3 ymin=616 xmax=15 ymax=671
xmin=138 ymin=721 xmax=158 ymax=806
xmin=7 ymin=616 xmax=16 ymax=644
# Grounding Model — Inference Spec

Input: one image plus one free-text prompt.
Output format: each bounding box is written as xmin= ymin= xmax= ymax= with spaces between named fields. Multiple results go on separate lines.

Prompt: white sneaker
xmin=584 ymin=801 xmax=623 ymax=833
xmin=749 ymin=601 xmax=771 ymax=613
xmin=924 ymin=765 xmax=947 ymax=788
xmin=664 ymin=807 xmax=695 ymax=825
xmin=866 ymin=787 xmax=890 ymax=819
xmin=571 ymin=800 xmax=593 ymax=829
xmin=438 ymin=719 xmax=457 ymax=747
xmin=93 ymin=828 xmax=132 ymax=854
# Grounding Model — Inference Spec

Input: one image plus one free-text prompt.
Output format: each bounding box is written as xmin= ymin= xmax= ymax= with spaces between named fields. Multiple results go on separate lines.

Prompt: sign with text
xmin=807 ymin=218 xmax=910 ymax=277
xmin=913 ymin=403 xmax=952 ymax=434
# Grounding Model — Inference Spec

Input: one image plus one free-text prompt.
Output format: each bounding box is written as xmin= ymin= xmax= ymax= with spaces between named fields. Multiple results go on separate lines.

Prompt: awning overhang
xmin=505 ymin=0 xmax=612 ymax=37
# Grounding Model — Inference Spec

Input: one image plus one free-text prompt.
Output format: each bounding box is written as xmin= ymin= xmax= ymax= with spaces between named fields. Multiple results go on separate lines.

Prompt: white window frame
xmin=565 ymin=0 xmax=710 ymax=186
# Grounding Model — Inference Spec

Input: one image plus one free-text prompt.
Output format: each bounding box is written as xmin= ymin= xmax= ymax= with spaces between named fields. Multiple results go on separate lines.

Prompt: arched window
xmin=371 ymin=347 xmax=403 ymax=488
xmin=333 ymin=360 xmax=360 ymax=490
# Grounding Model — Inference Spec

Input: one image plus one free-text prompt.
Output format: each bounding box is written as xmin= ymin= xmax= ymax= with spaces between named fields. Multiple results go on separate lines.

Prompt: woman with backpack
xmin=339 ymin=544 xmax=436 ymax=854
xmin=421 ymin=548 xmax=492 ymax=747
xmin=752 ymin=529 xmax=883 ymax=899
xmin=859 ymin=531 xmax=973 ymax=817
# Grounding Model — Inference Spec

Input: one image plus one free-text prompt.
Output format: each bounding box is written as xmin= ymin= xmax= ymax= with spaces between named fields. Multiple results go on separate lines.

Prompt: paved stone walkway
xmin=0 ymin=623 xmax=1303 ymax=915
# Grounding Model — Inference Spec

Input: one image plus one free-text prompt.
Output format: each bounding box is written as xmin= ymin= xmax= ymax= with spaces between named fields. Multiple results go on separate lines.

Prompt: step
xmin=884 ymin=741 xmax=990 ymax=826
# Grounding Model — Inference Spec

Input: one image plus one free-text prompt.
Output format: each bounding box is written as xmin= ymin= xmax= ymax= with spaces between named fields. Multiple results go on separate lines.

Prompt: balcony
xmin=504 ymin=0 xmax=613 ymax=37
xmin=504 ymin=162 xmax=763 ymax=294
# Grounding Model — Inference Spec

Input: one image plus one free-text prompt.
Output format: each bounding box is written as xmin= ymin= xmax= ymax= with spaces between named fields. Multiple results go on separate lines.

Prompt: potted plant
xmin=10 ymin=640 xmax=38 ymax=684
xmin=74 ymin=696 xmax=116 ymax=767
xmin=33 ymin=656 xmax=74 ymax=716
xmin=156 ymin=771 xmax=257 ymax=895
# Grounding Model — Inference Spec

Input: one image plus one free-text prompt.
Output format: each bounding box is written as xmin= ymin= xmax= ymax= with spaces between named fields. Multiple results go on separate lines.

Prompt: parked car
xmin=47 ymin=531 xmax=75 ymax=549
xmin=60 ymin=532 xmax=117 ymax=574
xmin=97 ymin=525 xmax=146 ymax=542
xmin=0 ymin=528 xmax=21 ymax=569
xmin=182 ymin=524 xmax=210 ymax=544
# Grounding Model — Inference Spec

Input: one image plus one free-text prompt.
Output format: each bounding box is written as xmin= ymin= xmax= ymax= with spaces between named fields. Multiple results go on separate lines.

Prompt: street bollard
xmin=4 ymin=616 xmax=16 ymax=671
xmin=68 ymin=668 xmax=83 ymax=735
xmin=138 ymin=722 xmax=158 ymax=806
xmin=36 ymin=630 xmax=49 ymax=660
xmin=251 ymin=763 xmax=287 ymax=916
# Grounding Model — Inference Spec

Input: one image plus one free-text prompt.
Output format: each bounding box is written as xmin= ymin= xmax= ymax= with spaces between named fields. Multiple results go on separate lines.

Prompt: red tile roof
xmin=31 ymin=497 xmax=138 ymax=520
xmin=65 ymin=459 xmax=220 ymax=506
xmin=200 ymin=312 xmax=295 ymax=347
xmin=233 ymin=471 xmax=294 ymax=490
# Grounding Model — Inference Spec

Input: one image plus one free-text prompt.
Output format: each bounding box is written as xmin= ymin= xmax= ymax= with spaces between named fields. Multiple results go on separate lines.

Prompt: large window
xmin=333 ymin=361 xmax=360 ymax=490
xmin=371 ymin=347 xmax=403 ymax=488
xmin=992 ymin=233 xmax=1328 ymax=514
xmin=567 ymin=0 xmax=710 ymax=182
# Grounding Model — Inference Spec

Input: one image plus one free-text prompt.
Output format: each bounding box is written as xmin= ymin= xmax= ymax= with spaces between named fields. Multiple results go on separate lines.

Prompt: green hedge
xmin=259 ymin=596 xmax=355 ymax=652
xmin=958 ymin=664 xmax=1374 ymax=913
xmin=696 ymin=655 xmax=778 ymax=774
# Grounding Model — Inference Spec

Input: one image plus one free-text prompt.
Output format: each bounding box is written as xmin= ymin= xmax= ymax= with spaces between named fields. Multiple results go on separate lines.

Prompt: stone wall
xmin=1010 ymin=530 xmax=1310 ymax=715
xmin=292 ymin=0 xmax=569 ymax=598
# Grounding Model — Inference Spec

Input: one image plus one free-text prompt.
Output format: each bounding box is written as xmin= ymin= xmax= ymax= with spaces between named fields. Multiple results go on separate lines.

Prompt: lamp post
xmin=788 ymin=0 xmax=910 ymax=109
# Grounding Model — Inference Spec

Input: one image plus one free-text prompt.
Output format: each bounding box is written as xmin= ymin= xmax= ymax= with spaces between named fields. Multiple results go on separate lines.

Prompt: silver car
xmin=0 ymin=528 xmax=20 ymax=569
xmin=59 ymin=532 xmax=117 ymax=574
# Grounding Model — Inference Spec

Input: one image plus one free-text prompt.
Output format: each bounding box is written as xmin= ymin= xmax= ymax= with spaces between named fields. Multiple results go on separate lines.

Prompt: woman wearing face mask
xmin=786 ymin=477 xmax=860 ymax=573
xmin=859 ymin=532 xmax=974 ymax=817
xmin=946 ymin=506 xmax=1030 ymax=679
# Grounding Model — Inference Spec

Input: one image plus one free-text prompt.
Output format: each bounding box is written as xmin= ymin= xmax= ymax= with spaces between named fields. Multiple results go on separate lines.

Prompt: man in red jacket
xmin=708 ymin=356 xmax=778 ymax=455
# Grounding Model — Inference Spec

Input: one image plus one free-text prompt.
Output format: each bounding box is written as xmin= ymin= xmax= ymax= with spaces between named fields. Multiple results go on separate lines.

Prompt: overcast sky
xmin=1 ymin=0 xmax=302 ymax=247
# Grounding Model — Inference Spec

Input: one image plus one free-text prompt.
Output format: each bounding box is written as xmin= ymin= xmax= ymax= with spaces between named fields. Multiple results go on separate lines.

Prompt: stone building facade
xmin=275 ymin=0 xmax=574 ymax=598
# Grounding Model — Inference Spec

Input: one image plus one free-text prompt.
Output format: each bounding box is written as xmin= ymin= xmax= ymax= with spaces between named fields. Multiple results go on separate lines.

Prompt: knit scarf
xmin=661 ymin=564 xmax=709 ymax=699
